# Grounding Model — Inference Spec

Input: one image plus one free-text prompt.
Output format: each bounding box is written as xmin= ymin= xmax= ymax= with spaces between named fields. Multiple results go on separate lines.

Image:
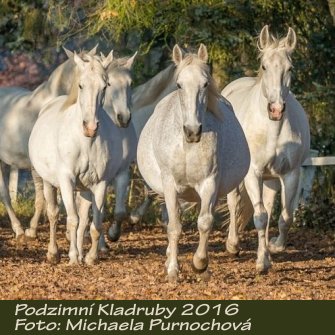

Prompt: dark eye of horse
xmin=262 ymin=65 xmax=266 ymax=71
xmin=107 ymin=82 xmax=111 ymax=86
xmin=288 ymin=67 xmax=292 ymax=72
xmin=79 ymin=84 xmax=83 ymax=89
xmin=177 ymin=83 xmax=182 ymax=89
xmin=204 ymin=82 xmax=209 ymax=88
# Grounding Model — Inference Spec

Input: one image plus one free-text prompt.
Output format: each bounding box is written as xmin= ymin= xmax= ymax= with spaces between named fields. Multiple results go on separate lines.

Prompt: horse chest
xmin=166 ymin=134 xmax=218 ymax=188
xmin=76 ymin=145 xmax=109 ymax=187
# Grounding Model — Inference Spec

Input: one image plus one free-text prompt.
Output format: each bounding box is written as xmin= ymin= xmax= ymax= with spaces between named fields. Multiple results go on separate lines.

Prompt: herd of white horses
xmin=0 ymin=25 xmax=309 ymax=281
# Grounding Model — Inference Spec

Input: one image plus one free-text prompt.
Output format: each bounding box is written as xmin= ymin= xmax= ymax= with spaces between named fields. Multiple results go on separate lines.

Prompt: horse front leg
xmin=108 ymin=169 xmax=129 ymax=242
xmin=244 ymin=170 xmax=271 ymax=273
xmin=85 ymin=181 xmax=107 ymax=265
xmin=0 ymin=161 xmax=24 ymax=241
xmin=43 ymin=181 xmax=59 ymax=264
xmin=59 ymin=177 xmax=79 ymax=265
xmin=269 ymin=168 xmax=300 ymax=253
xmin=193 ymin=177 xmax=217 ymax=273
xmin=25 ymin=167 xmax=45 ymax=239
xmin=162 ymin=175 xmax=181 ymax=282
xmin=76 ymin=191 xmax=92 ymax=263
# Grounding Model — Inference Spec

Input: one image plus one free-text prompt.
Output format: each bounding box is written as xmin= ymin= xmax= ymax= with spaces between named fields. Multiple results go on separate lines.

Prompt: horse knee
xmin=198 ymin=213 xmax=213 ymax=233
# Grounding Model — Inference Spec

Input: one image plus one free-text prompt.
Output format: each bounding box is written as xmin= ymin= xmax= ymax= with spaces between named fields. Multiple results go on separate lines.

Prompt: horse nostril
xmin=183 ymin=125 xmax=191 ymax=137
xmin=196 ymin=124 xmax=202 ymax=136
xmin=117 ymin=114 xmax=123 ymax=122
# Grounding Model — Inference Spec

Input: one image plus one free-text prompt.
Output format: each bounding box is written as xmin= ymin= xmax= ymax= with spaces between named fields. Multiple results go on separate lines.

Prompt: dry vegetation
xmin=0 ymin=215 xmax=334 ymax=300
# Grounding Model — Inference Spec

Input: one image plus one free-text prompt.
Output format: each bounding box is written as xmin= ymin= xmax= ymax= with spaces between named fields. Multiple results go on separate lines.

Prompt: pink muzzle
xmin=83 ymin=121 xmax=99 ymax=138
xmin=268 ymin=102 xmax=285 ymax=121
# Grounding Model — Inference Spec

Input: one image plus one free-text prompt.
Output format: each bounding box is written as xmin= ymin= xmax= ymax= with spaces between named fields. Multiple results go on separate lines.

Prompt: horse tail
xmin=229 ymin=182 xmax=254 ymax=232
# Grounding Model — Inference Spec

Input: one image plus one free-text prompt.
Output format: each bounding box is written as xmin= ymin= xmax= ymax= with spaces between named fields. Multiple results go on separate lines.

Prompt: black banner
xmin=0 ymin=300 xmax=333 ymax=334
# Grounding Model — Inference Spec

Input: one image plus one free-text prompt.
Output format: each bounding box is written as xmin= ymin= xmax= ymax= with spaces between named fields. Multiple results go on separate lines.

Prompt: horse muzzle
xmin=116 ymin=113 xmax=131 ymax=128
xmin=183 ymin=124 xmax=202 ymax=143
xmin=267 ymin=102 xmax=285 ymax=121
xmin=83 ymin=121 xmax=99 ymax=138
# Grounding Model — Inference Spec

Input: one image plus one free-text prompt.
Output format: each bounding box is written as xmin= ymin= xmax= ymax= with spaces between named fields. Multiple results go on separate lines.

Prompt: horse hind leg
xmin=192 ymin=177 xmax=217 ymax=275
xmin=25 ymin=167 xmax=45 ymax=240
xmin=43 ymin=181 xmax=60 ymax=264
xmin=269 ymin=169 xmax=300 ymax=254
xmin=0 ymin=161 xmax=25 ymax=241
xmin=108 ymin=169 xmax=129 ymax=242
xmin=226 ymin=182 xmax=253 ymax=256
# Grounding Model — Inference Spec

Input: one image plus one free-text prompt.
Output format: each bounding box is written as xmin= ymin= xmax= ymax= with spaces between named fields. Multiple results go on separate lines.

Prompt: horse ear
xmin=172 ymin=44 xmax=183 ymax=65
xmin=73 ymin=52 xmax=85 ymax=70
xmin=63 ymin=47 xmax=74 ymax=59
xmin=284 ymin=27 xmax=297 ymax=53
xmin=88 ymin=44 xmax=98 ymax=56
xmin=125 ymin=51 xmax=137 ymax=69
xmin=198 ymin=43 xmax=208 ymax=63
xmin=258 ymin=25 xmax=271 ymax=50
xmin=101 ymin=50 xmax=114 ymax=68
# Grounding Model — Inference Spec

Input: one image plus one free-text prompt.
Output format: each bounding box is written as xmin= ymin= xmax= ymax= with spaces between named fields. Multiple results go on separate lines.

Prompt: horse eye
xmin=176 ymin=83 xmax=182 ymax=89
xmin=288 ymin=67 xmax=292 ymax=72
xmin=107 ymin=82 xmax=111 ymax=86
xmin=262 ymin=65 xmax=266 ymax=71
xmin=79 ymin=84 xmax=83 ymax=89
xmin=204 ymin=82 xmax=209 ymax=88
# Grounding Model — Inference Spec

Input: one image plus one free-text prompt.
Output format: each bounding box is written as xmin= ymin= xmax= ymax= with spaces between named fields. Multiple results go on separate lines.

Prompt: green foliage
xmin=0 ymin=0 xmax=334 ymax=224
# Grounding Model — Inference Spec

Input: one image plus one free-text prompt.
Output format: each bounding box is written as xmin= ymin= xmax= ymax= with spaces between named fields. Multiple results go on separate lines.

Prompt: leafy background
xmin=0 ymin=0 xmax=334 ymax=228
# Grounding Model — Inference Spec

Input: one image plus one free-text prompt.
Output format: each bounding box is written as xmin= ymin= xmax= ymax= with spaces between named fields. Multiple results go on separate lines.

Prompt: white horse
xmin=0 ymin=46 xmax=97 ymax=241
xmin=29 ymin=51 xmax=135 ymax=265
xmin=222 ymin=25 xmax=310 ymax=273
xmin=137 ymin=44 xmax=250 ymax=280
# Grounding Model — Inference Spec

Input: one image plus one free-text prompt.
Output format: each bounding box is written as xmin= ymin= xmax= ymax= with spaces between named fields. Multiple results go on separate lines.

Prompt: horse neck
xmin=29 ymin=59 xmax=74 ymax=107
xmin=132 ymin=64 xmax=176 ymax=111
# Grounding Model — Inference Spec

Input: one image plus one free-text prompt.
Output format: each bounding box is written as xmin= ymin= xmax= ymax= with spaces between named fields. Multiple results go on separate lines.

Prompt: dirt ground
xmin=0 ymin=219 xmax=334 ymax=300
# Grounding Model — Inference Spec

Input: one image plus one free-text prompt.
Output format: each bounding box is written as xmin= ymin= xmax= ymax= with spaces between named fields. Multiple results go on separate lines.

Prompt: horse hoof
xmin=226 ymin=239 xmax=240 ymax=256
xmin=107 ymin=224 xmax=121 ymax=242
xmin=85 ymin=255 xmax=97 ymax=266
xmin=167 ymin=269 xmax=179 ymax=283
xmin=68 ymin=258 xmax=80 ymax=266
xmin=47 ymin=252 xmax=60 ymax=264
xmin=129 ymin=212 xmax=141 ymax=224
xmin=192 ymin=255 xmax=208 ymax=274
xmin=268 ymin=237 xmax=286 ymax=254
xmin=256 ymin=257 xmax=271 ymax=274
xmin=24 ymin=229 xmax=37 ymax=240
